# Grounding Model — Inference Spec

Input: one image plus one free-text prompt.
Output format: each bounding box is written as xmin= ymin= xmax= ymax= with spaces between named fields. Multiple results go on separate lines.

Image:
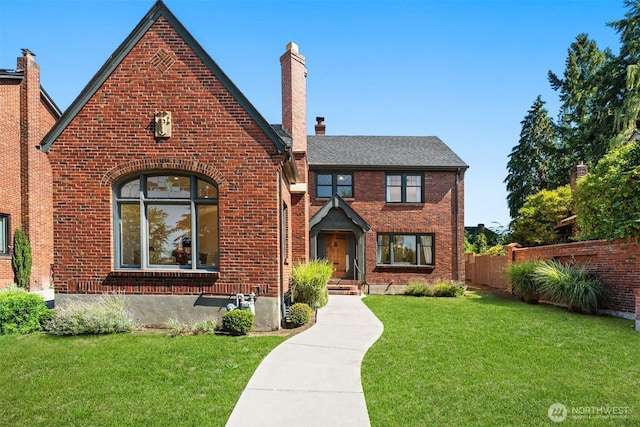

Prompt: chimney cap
xmin=286 ymin=41 xmax=299 ymax=53
xmin=316 ymin=116 xmax=324 ymax=124
xmin=21 ymin=48 xmax=36 ymax=57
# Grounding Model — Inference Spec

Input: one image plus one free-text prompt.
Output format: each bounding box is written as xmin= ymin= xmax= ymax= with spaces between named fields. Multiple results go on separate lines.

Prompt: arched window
xmin=114 ymin=173 xmax=219 ymax=270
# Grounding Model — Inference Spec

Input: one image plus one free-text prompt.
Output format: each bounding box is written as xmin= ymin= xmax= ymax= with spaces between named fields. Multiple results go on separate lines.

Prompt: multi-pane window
xmin=386 ymin=174 xmax=422 ymax=203
xmin=0 ymin=214 xmax=8 ymax=255
xmin=316 ymin=173 xmax=353 ymax=198
xmin=376 ymin=233 xmax=434 ymax=266
xmin=115 ymin=173 xmax=218 ymax=270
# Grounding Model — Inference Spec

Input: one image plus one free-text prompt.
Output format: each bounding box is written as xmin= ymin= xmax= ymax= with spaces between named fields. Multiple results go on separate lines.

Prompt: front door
xmin=326 ymin=233 xmax=347 ymax=278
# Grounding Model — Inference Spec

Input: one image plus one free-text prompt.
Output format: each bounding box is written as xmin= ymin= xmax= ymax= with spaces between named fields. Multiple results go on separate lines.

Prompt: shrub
xmin=533 ymin=260 xmax=602 ymax=313
xmin=506 ymin=260 xmax=543 ymax=304
xmin=291 ymin=260 xmax=332 ymax=309
xmin=221 ymin=309 xmax=254 ymax=336
xmin=12 ymin=229 xmax=32 ymax=288
xmin=433 ymin=281 xmax=465 ymax=297
xmin=0 ymin=290 xmax=50 ymax=334
xmin=575 ymin=140 xmax=640 ymax=240
xmin=288 ymin=303 xmax=312 ymax=327
xmin=403 ymin=282 xmax=433 ymax=297
xmin=166 ymin=318 xmax=219 ymax=336
xmin=45 ymin=294 xmax=136 ymax=335
xmin=484 ymin=245 xmax=508 ymax=256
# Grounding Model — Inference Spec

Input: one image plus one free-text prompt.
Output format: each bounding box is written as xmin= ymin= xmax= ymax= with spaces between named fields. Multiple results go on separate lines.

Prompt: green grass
xmin=0 ymin=332 xmax=284 ymax=426
xmin=362 ymin=292 xmax=640 ymax=426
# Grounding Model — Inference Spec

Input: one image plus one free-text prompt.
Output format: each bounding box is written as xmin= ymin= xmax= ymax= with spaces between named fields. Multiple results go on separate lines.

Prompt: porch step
xmin=327 ymin=279 xmax=362 ymax=296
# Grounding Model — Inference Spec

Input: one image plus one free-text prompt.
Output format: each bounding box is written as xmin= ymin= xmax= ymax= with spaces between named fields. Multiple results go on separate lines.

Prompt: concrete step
xmin=327 ymin=280 xmax=361 ymax=296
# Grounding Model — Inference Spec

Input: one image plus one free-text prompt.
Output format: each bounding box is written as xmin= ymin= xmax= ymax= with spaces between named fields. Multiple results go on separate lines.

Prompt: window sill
xmin=384 ymin=202 xmax=424 ymax=206
xmin=109 ymin=269 xmax=220 ymax=279
xmin=374 ymin=264 xmax=435 ymax=273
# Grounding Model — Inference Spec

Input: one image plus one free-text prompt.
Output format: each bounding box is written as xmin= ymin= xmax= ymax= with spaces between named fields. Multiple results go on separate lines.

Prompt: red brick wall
xmin=47 ymin=18 xmax=285 ymax=298
xmin=0 ymin=78 xmax=22 ymax=286
xmin=0 ymin=53 xmax=57 ymax=289
xmin=309 ymin=169 xmax=465 ymax=285
xmin=511 ymin=239 xmax=640 ymax=314
xmin=19 ymin=54 xmax=56 ymax=290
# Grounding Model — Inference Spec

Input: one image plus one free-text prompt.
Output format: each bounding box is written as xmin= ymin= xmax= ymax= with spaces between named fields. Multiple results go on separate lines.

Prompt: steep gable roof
xmin=307 ymin=135 xmax=468 ymax=170
xmin=39 ymin=0 xmax=287 ymax=154
xmin=309 ymin=194 xmax=371 ymax=232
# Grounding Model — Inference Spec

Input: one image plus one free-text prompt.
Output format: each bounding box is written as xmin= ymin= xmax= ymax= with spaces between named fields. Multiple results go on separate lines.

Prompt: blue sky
xmin=0 ymin=0 xmax=627 ymax=229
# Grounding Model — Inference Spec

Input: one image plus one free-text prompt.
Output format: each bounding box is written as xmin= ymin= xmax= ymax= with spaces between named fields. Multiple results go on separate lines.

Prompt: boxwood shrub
xmin=222 ymin=309 xmax=254 ymax=336
xmin=288 ymin=302 xmax=312 ymax=327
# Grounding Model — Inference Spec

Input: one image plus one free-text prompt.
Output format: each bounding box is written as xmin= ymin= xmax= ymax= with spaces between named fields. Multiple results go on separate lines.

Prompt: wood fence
xmin=465 ymin=239 xmax=640 ymax=319
xmin=464 ymin=253 xmax=507 ymax=290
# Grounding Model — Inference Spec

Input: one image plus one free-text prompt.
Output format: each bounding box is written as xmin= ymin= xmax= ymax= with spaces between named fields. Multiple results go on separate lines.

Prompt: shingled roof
xmin=307 ymin=135 xmax=468 ymax=170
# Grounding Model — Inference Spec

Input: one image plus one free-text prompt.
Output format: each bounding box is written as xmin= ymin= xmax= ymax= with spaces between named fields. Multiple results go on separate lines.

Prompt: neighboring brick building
xmin=36 ymin=1 xmax=467 ymax=329
xmin=0 ymin=50 xmax=61 ymax=291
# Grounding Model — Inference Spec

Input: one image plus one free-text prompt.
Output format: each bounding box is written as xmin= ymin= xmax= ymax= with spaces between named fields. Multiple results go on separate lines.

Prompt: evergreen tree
xmin=12 ymin=229 xmax=32 ymax=288
xmin=505 ymin=96 xmax=558 ymax=219
xmin=580 ymin=0 xmax=640 ymax=163
xmin=548 ymin=33 xmax=606 ymax=173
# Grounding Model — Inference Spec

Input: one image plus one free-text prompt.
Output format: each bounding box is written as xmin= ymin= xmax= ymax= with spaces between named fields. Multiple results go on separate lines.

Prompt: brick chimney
xmin=570 ymin=161 xmax=588 ymax=193
xmin=12 ymin=49 xmax=55 ymax=290
xmin=280 ymin=42 xmax=307 ymax=153
xmin=315 ymin=116 xmax=325 ymax=135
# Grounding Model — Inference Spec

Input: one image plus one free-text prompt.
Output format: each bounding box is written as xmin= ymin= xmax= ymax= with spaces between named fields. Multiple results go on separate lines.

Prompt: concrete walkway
xmin=226 ymin=295 xmax=384 ymax=427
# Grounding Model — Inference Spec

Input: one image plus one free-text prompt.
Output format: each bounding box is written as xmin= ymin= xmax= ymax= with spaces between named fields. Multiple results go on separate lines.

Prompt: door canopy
xmin=310 ymin=194 xmax=371 ymax=236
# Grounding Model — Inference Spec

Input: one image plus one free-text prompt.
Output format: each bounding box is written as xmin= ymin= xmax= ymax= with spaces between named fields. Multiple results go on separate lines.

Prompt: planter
xmin=31 ymin=288 xmax=55 ymax=309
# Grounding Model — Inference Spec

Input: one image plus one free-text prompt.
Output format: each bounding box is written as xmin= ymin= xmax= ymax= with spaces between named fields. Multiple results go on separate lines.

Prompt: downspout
xmin=454 ymin=168 xmax=461 ymax=281
xmin=278 ymin=168 xmax=284 ymax=324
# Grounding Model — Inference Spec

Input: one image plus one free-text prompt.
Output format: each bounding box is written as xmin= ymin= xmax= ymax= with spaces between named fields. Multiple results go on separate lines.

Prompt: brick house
xmin=308 ymin=129 xmax=467 ymax=294
xmin=0 ymin=50 xmax=61 ymax=293
xmin=37 ymin=1 xmax=466 ymax=329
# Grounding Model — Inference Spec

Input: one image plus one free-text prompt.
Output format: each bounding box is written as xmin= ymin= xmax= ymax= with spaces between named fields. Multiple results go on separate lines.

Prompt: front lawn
xmin=362 ymin=292 xmax=640 ymax=426
xmin=0 ymin=332 xmax=284 ymax=426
